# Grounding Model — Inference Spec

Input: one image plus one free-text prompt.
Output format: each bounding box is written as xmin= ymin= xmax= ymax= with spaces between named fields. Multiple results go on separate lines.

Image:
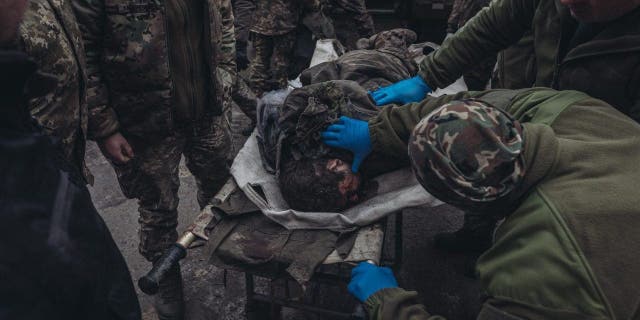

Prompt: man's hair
xmin=278 ymin=157 xmax=349 ymax=212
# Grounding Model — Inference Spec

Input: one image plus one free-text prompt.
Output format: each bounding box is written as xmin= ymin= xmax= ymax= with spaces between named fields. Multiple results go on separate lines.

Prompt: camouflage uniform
xmin=445 ymin=0 xmax=494 ymax=90
xmin=231 ymin=0 xmax=255 ymax=69
xmin=301 ymin=29 xmax=418 ymax=91
xmin=322 ymin=0 xmax=375 ymax=50
xmin=249 ymin=0 xmax=323 ymax=95
xmin=73 ymin=0 xmax=236 ymax=262
xmin=19 ymin=0 xmax=90 ymax=183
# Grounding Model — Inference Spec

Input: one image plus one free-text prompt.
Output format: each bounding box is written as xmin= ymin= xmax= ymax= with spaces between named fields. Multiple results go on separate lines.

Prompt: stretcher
xmin=138 ymin=137 xmax=409 ymax=319
xmin=138 ymin=38 xmax=466 ymax=319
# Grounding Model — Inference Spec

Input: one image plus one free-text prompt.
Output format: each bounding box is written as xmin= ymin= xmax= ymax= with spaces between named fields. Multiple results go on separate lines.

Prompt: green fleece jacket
xmin=365 ymin=88 xmax=640 ymax=320
xmin=419 ymin=0 xmax=640 ymax=122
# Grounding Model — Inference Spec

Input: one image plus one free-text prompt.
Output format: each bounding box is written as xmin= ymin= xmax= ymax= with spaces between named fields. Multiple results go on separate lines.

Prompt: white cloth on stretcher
xmin=229 ymin=39 xmax=467 ymax=231
xmin=231 ymin=132 xmax=443 ymax=231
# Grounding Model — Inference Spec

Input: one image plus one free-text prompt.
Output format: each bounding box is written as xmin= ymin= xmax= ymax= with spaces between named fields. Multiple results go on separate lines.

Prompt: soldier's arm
xmin=368 ymin=91 xmax=478 ymax=162
xmin=218 ymin=0 xmax=237 ymax=89
xmin=419 ymin=0 xmax=538 ymax=90
xmin=71 ymin=0 xmax=120 ymax=140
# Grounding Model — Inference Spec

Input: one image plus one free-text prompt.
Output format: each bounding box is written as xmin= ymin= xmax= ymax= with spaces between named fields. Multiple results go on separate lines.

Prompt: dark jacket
xmin=366 ymin=88 xmax=640 ymax=319
xmin=0 ymin=50 xmax=141 ymax=320
xmin=420 ymin=0 xmax=640 ymax=122
xmin=72 ymin=0 xmax=237 ymax=139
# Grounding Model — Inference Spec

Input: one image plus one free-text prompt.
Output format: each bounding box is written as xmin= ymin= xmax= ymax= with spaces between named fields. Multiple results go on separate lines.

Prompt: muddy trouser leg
xmin=183 ymin=116 xmax=232 ymax=209
xmin=248 ymin=33 xmax=273 ymax=96
xmin=463 ymin=55 xmax=497 ymax=91
xmin=270 ymin=32 xmax=296 ymax=90
xmin=112 ymin=133 xmax=185 ymax=320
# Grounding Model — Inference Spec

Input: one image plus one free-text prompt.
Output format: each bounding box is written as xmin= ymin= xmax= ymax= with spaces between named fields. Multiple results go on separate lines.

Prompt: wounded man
xmin=256 ymin=28 xmax=433 ymax=213
xmin=257 ymin=80 xmax=405 ymax=212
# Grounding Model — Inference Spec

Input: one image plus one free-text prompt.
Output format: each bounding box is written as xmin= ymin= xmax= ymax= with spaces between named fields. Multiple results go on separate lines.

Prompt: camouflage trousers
xmin=324 ymin=0 xmax=375 ymax=49
xmin=232 ymin=0 xmax=255 ymax=69
xmin=249 ymin=31 xmax=297 ymax=96
xmin=114 ymin=116 xmax=231 ymax=262
xmin=232 ymin=0 xmax=255 ymax=44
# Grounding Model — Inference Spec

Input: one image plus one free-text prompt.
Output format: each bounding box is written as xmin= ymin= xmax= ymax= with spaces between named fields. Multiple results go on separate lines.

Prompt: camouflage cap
xmin=408 ymin=99 xmax=525 ymax=209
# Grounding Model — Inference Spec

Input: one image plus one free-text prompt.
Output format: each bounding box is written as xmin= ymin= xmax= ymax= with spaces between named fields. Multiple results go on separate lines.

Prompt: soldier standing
xmin=72 ymin=1 xmax=237 ymax=319
xmin=249 ymin=0 xmax=325 ymax=96
xmin=18 ymin=0 xmax=90 ymax=184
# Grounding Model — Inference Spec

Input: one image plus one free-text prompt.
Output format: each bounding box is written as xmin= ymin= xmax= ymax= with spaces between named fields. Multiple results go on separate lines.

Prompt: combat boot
xmin=153 ymin=265 xmax=185 ymax=320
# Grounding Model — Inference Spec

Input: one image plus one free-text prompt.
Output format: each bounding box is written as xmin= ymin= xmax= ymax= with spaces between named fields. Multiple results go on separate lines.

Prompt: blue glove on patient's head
xmin=321 ymin=116 xmax=372 ymax=173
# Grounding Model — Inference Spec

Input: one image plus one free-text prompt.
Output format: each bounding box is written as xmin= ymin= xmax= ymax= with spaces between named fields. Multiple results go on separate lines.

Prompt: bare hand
xmin=98 ymin=132 xmax=134 ymax=164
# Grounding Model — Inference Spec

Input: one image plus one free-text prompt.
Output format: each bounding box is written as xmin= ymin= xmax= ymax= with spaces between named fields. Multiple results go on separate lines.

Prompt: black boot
xmin=153 ymin=265 xmax=185 ymax=320
xmin=434 ymin=211 xmax=496 ymax=254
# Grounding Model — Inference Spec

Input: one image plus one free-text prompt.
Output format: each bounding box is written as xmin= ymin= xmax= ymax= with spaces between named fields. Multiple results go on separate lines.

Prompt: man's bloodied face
xmin=560 ymin=0 xmax=640 ymax=22
xmin=326 ymin=158 xmax=361 ymax=205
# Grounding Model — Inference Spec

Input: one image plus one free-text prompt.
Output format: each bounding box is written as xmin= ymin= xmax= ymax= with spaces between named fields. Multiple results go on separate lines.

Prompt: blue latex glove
xmin=348 ymin=262 xmax=398 ymax=302
xmin=370 ymin=75 xmax=432 ymax=106
xmin=321 ymin=116 xmax=371 ymax=173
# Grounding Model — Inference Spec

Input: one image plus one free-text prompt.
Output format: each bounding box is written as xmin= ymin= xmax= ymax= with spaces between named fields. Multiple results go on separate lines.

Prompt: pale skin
xmin=559 ymin=0 xmax=640 ymax=22
xmin=99 ymin=132 xmax=134 ymax=164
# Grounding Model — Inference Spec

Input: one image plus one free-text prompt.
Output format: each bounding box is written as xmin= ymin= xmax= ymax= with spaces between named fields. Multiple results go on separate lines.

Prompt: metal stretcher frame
xmin=210 ymin=178 xmax=406 ymax=319
xmin=243 ymin=211 xmax=404 ymax=320
xmin=139 ymin=174 xmax=404 ymax=320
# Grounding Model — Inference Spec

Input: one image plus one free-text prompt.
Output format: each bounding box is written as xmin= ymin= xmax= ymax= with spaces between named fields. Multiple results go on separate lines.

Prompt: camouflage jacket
xmin=251 ymin=0 xmax=320 ymax=35
xmin=19 ymin=0 xmax=91 ymax=183
xmin=301 ymin=29 xmax=419 ymax=91
xmin=72 ymin=0 xmax=237 ymax=139
xmin=367 ymin=88 xmax=640 ymax=320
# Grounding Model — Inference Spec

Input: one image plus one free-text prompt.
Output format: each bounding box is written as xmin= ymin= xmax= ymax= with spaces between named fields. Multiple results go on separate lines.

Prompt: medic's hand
xmin=370 ymin=75 xmax=432 ymax=106
xmin=98 ymin=132 xmax=134 ymax=164
xmin=348 ymin=262 xmax=398 ymax=302
xmin=322 ymin=116 xmax=371 ymax=173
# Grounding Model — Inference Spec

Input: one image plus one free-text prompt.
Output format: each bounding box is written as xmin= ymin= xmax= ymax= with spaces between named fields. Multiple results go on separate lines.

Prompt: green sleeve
xmin=71 ymin=0 xmax=120 ymax=140
xmin=419 ymin=0 xmax=538 ymax=89
xmin=368 ymin=91 xmax=478 ymax=162
xmin=364 ymin=288 xmax=446 ymax=320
